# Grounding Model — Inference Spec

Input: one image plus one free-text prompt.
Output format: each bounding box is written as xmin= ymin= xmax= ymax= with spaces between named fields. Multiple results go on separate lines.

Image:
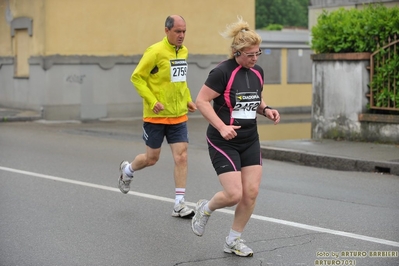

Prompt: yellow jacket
xmin=131 ymin=37 xmax=193 ymax=121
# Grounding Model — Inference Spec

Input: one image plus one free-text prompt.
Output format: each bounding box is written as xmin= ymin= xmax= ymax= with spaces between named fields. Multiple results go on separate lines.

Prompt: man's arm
xmin=131 ymin=48 xmax=158 ymax=109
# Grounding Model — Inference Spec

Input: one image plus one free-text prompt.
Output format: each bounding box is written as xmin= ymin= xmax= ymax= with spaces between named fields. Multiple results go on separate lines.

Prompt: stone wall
xmin=311 ymin=53 xmax=399 ymax=144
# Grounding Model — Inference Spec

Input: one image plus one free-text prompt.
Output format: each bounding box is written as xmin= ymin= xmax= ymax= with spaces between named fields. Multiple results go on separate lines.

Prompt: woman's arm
xmin=196 ymin=84 xmax=241 ymax=140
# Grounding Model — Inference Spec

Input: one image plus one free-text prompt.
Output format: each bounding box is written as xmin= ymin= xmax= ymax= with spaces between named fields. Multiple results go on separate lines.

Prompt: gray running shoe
xmin=118 ymin=161 xmax=132 ymax=194
xmin=223 ymin=237 xmax=253 ymax=257
xmin=172 ymin=198 xmax=195 ymax=218
xmin=191 ymin=199 xmax=210 ymax=236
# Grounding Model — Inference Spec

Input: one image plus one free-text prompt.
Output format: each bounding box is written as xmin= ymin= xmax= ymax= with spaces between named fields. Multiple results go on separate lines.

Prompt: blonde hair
xmin=221 ymin=16 xmax=262 ymax=59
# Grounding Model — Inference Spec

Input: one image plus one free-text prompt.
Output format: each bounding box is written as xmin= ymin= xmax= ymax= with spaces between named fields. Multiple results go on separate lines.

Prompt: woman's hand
xmin=265 ymin=109 xmax=280 ymax=125
xmin=219 ymin=125 xmax=241 ymax=140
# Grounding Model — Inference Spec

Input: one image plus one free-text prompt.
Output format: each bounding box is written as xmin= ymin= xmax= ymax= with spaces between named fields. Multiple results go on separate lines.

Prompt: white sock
xmin=123 ymin=163 xmax=134 ymax=178
xmin=227 ymin=229 xmax=241 ymax=244
xmin=175 ymin=188 xmax=185 ymax=205
xmin=204 ymin=202 xmax=213 ymax=215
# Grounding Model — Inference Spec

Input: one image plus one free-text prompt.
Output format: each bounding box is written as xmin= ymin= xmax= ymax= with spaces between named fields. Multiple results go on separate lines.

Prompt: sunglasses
xmin=241 ymin=49 xmax=262 ymax=58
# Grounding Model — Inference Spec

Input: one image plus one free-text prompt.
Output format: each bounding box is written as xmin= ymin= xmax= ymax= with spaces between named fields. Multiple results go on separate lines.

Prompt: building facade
xmin=0 ymin=0 xmax=251 ymax=120
xmin=0 ymin=0 xmax=315 ymax=121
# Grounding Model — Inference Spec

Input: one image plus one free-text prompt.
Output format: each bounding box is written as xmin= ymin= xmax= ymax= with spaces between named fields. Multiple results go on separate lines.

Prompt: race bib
xmin=170 ymin=59 xmax=188 ymax=82
xmin=231 ymin=92 xmax=260 ymax=119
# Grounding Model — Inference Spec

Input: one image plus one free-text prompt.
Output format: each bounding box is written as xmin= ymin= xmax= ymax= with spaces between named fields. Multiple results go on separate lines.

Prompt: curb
xmin=1 ymin=116 xmax=41 ymax=122
xmin=261 ymin=146 xmax=399 ymax=176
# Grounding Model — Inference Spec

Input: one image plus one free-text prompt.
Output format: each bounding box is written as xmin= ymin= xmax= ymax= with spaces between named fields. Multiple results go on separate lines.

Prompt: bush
xmin=265 ymin=24 xmax=283 ymax=31
xmin=310 ymin=4 xmax=399 ymax=54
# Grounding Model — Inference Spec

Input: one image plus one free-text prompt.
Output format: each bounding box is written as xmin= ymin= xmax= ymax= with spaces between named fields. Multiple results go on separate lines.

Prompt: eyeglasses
xmin=241 ymin=50 xmax=262 ymax=58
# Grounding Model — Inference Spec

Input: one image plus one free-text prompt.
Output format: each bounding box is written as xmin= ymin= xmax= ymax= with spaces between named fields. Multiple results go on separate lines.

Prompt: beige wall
xmin=1 ymin=0 xmax=255 ymax=57
xmin=14 ymin=29 xmax=30 ymax=77
xmin=0 ymin=0 xmax=45 ymax=56
xmin=263 ymin=48 xmax=312 ymax=107
xmin=0 ymin=1 xmax=12 ymax=55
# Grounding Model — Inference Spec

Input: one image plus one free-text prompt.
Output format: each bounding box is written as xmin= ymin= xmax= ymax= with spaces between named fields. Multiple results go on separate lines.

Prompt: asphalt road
xmin=1 ymin=118 xmax=398 ymax=266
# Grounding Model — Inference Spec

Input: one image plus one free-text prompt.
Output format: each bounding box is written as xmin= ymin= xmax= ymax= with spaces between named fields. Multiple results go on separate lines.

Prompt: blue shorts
xmin=142 ymin=122 xmax=189 ymax=149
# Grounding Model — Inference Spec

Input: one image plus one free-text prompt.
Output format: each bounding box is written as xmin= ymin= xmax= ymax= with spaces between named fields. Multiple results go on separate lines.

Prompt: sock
xmin=123 ymin=163 xmax=134 ymax=178
xmin=203 ymin=202 xmax=213 ymax=215
xmin=175 ymin=188 xmax=185 ymax=205
xmin=227 ymin=229 xmax=242 ymax=244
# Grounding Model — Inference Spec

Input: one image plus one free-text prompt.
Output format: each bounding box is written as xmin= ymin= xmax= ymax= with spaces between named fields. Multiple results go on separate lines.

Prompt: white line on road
xmin=1 ymin=166 xmax=399 ymax=248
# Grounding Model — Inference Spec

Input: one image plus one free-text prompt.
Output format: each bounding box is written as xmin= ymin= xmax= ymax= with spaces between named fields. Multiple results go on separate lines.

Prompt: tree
xmin=256 ymin=0 xmax=309 ymax=29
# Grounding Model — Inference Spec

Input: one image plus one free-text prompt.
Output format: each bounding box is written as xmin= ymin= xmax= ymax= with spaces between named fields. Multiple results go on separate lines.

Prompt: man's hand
xmin=187 ymin=101 xmax=197 ymax=113
xmin=153 ymin=102 xmax=164 ymax=114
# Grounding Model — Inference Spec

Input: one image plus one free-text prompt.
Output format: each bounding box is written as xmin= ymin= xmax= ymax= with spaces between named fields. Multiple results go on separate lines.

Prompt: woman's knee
xmin=224 ymin=190 xmax=242 ymax=206
xmin=242 ymin=187 xmax=259 ymax=204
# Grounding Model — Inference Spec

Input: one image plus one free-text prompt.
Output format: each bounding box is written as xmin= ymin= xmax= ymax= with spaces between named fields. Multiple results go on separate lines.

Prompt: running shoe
xmin=191 ymin=199 xmax=210 ymax=236
xmin=172 ymin=198 xmax=195 ymax=218
xmin=223 ymin=237 xmax=253 ymax=257
xmin=118 ymin=161 xmax=132 ymax=194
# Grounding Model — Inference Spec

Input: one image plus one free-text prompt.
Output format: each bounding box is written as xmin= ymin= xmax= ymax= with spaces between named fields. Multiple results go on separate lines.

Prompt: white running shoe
xmin=223 ymin=237 xmax=253 ymax=257
xmin=191 ymin=199 xmax=210 ymax=236
xmin=118 ymin=161 xmax=132 ymax=194
xmin=172 ymin=198 xmax=195 ymax=218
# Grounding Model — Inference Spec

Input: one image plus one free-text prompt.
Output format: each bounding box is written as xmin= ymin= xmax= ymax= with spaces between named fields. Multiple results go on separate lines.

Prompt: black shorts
xmin=207 ymin=136 xmax=262 ymax=175
xmin=142 ymin=122 xmax=189 ymax=149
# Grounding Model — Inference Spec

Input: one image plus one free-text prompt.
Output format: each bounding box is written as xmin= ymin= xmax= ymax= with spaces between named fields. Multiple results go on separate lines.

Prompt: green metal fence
xmin=369 ymin=34 xmax=399 ymax=112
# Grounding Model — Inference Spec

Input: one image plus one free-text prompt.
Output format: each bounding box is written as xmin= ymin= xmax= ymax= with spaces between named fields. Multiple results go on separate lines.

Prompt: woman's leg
xmin=231 ymin=165 xmax=262 ymax=232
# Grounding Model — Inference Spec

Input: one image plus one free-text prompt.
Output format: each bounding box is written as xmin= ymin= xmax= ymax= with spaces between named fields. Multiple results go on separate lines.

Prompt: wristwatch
xmin=262 ymin=106 xmax=273 ymax=116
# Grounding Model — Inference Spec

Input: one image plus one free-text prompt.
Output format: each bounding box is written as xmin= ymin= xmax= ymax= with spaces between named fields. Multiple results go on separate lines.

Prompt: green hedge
xmin=311 ymin=4 xmax=399 ymax=53
xmin=265 ymin=24 xmax=284 ymax=31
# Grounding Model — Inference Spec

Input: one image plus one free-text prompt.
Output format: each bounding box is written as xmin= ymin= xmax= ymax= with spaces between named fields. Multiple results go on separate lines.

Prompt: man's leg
xmin=118 ymin=122 xmax=164 ymax=194
xmin=130 ymin=146 xmax=162 ymax=171
xmin=118 ymin=146 xmax=161 ymax=194
xmin=170 ymin=142 xmax=194 ymax=217
xmin=170 ymin=142 xmax=188 ymax=188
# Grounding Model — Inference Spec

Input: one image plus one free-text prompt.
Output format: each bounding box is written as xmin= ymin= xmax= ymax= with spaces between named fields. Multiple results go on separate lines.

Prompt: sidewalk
xmin=0 ymin=107 xmax=41 ymax=122
xmin=1 ymin=107 xmax=398 ymax=176
xmin=261 ymin=139 xmax=399 ymax=176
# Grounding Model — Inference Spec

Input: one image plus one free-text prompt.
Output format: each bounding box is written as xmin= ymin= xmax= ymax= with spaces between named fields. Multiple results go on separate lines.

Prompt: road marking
xmin=2 ymin=166 xmax=399 ymax=248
